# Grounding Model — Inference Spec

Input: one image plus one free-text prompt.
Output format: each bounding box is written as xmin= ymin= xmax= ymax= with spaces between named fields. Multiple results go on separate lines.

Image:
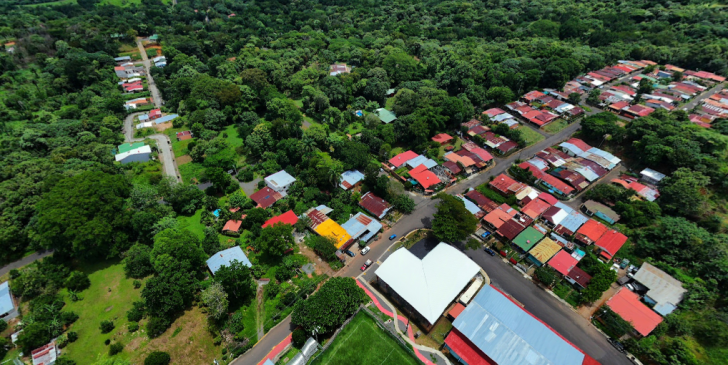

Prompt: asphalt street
xmin=233 ymin=316 xmax=294 ymax=365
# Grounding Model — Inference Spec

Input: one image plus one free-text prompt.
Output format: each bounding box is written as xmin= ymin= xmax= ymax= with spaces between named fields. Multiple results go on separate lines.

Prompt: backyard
xmin=310 ymin=312 xmax=420 ymax=365
xmin=542 ymin=119 xmax=568 ymax=134
xmin=58 ymin=261 xmax=220 ymax=364
xmin=519 ymin=126 xmax=545 ymax=146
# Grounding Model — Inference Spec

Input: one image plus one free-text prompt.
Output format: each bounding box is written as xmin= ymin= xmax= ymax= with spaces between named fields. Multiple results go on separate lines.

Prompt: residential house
xmin=222 ymin=220 xmax=243 ymax=233
xmin=566 ymin=266 xmax=592 ymax=290
xmin=520 ymin=198 xmax=552 ymax=220
xmin=528 ymin=237 xmax=562 ymax=266
xmin=329 ymin=63 xmax=351 ymax=76
xmin=359 ymin=192 xmax=392 ymax=219
xmin=457 ymin=195 xmax=485 ymax=219
xmin=522 ymin=90 xmax=546 ymax=103
xmin=431 ymin=133 xmax=454 ymax=145
xmin=265 ymin=170 xmax=296 ymax=193
xmin=623 ymin=104 xmax=655 ymax=119
xmin=554 ymin=208 xmax=589 ymax=238
xmin=375 ymin=108 xmax=397 ymax=124
xmin=154 ymin=114 xmax=179 ymax=124
xmin=549 ymin=250 xmax=579 ymax=276
xmin=640 ymin=168 xmax=666 ymax=185
xmin=31 ymin=342 xmax=58 ymax=365
xmin=114 ymin=56 xmax=131 ymax=64
xmin=388 ymin=150 xmax=419 ymax=169
xmin=176 ymin=131 xmax=193 ymax=141
xmin=339 ymin=170 xmax=365 ymax=190
xmin=538 ymin=174 xmax=576 ymax=198
xmin=375 ymin=243 xmax=481 ymax=331
xmin=594 ymin=230 xmax=628 ymax=260
xmin=464 ymin=189 xmax=499 ymax=213
xmin=489 ymin=173 xmax=526 ymax=196
xmin=207 ymin=246 xmax=251 ymax=275
xmin=341 ymin=213 xmax=383 ymax=244
xmin=442 ymin=161 xmax=462 ymax=175
xmin=483 ymin=108 xmax=506 ymax=118
xmin=581 ymin=200 xmax=620 ymax=224
xmin=574 ymin=219 xmax=608 ymax=246
xmin=512 ymin=226 xmax=545 ymax=252
xmin=633 ymin=262 xmax=687 ymax=316
xmin=606 ymin=288 xmax=663 ymax=337
xmin=483 ymin=204 xmax=519 ymax=230
xmin=306 ymin=206 xmax=352 ymax=249
xmin=249 ymin=187 xmax=283 ymax=209
xmin=262 ymin=210 xmax=299 ymax=229
xmin=444 ymin=285 xmax=598 ymax=365
xmin=409 ymin=164 xmax=442 ymax=192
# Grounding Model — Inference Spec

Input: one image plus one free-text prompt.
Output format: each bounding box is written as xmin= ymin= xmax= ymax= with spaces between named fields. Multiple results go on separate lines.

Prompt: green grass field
xmin=176 ymin=208 xmax=206 ymax=239
xmin=519 ymin=126 xmax=545 ymax=146
xmin=542 ymin=119 xmax=568 ymax=134
xmin=311 ymin=312 xmax=420 ymax=365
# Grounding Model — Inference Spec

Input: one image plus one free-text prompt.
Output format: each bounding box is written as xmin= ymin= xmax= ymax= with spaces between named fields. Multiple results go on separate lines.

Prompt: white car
xmin=361 ymin=246 xmax=370 ymax=255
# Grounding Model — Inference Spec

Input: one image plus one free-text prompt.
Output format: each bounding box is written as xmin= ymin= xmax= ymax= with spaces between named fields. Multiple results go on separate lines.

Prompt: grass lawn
xmin=519 ymin=127 xmax=545 ymax=146
xmin=176 ymin=208 xmax=207 ymax=239
xmin=179 ymin=161 xmax=206 ymax=184
xmin=60 ymin=261 xmax=220 ymax=364
xmin=428 ymin=317 xmax=453 ymax=345
xmin=311 ymin=312 xmax=419 ymax=365
xmin=345 ymin=122 xmax=365 ymax=135
xmin=543 ymin=119 xmax=568 ymax=134
xmin=276 ymin=347 xmax=301 ymax=365
xmin=291 ymin=98 xmax=304 ymax=109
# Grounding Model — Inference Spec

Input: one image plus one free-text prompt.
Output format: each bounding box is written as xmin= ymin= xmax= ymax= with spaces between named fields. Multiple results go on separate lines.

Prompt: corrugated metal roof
xmin=265 ymin=170 xmax=296 ymax=190
xmin=154 ymin=114 xmax=179 ymax=124
xmin=359 ymin=192 xmax=392 ymax=219
xmin=583 ymin=148 xmax=620 ymax=169
xmin=457 ymin=195 xmax=484 ymax=217
xmin=453 ymin=286 xmax=586 ymax=365
xmin=339 ymin=170 xmax=365 ymax=190
xmin=529 ymin=238 xmax=562 ymax=265
xmin=633 ymin=262 xmax=686 ymax=313
xmin=341 ymin=213 xmax=382 ymax=243
xmin=406 ymin=155 xmax=438 ymax=169
xmin=640 ymin=168 xmax=666 ymax=182
xmin=0 ymin=281 xmax=14 ymax=315
xmin=206 ymin=246 xmax=251 ymax=275
xmin=559 ymin=142 xmax=586 ymax=156
xmin=375 ymin=243 xmax=480 ymax=325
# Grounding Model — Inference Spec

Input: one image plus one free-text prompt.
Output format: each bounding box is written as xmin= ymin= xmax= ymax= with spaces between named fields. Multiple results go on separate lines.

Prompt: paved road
xmin=464 ymin=248 xmax=631 ymax=365
xmin=682 ymin=81 xmax=725 ymax=111
xmin=123 ymin=113 xmax=181 ymax=181
xmin=232 ymin=316 xmax=294 ymax=365
xmin=0 ymin=250 xmax=53 ymax=277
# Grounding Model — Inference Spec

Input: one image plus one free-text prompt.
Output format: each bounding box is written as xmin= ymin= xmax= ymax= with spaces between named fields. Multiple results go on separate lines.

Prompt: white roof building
xmin=115 ymin=145 xmax=152 ymax=164
xmin=375 ymin=243 xmax=481 ymax=325
xmin=265 ymin=170 xmax=296 ymax=192
xmin=135 ymin=121 xmax=154 ymax=129
xmin=640 ymin=168 xmax=666 ymax=185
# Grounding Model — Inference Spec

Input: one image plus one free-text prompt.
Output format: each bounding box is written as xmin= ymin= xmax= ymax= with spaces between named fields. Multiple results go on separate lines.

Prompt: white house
xmin=265 ymin=170 xmax=296 ymax=193
xmin=115 ymin=145 xmax=152 ymax=164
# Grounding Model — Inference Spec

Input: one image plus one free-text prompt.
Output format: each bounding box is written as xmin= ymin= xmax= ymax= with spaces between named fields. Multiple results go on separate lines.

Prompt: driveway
xmin=240 ymin=178 xmax=262 ymax=196
xmin=0 ymin=250 xmax=53 ymax=277
xmin=136 ymin=40 xmax=164 ymax=107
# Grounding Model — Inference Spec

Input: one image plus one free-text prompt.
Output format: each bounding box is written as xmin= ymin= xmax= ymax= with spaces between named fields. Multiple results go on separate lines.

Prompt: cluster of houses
xmin=124 ymin=97 xmax=153 ymax=110
xmin=134 ymin=109 xmax=178 ymax=130
xmin=500 ymin=90 xmax=585 ymax=128
xmin=517 ymin=137 xmax=621 ymax=199
xmin=461 ymin=119 xmax=519 ymax=155
xmin=691 ymin=87 xmax=728 ymax=127
xmin=383 ymin=141 xmax=495 ymax=194
xmin=374 ymin=242 xmax=600 ymax=365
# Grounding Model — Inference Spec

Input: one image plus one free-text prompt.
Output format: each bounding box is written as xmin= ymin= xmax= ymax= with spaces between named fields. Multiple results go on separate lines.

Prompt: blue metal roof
xmin=206 ymin=246 xmax=251 ymax=275
xmin=406 ymin=155 xmax=438 ymax=169
xmin=557 ymin=210 xmax=588 ymax=233
xmin=154 ymin=114 xmax=179 ymax=124
xmin=457 ymin=195 xmax=483 ymax=216
xmin=339 ymin=170 xmax=365 ymax=190
xmin=453 ymin=286 xmax=585 ymax=365
xmin=559 ymin=142 xmax=585 ymax=156
xmin=554 ymin=202 xmax=574 ymax=214
xmin=341 ymin=213 xmax=382 ymax=242
xmin=0 ymin=281 xmax=14 ymax=315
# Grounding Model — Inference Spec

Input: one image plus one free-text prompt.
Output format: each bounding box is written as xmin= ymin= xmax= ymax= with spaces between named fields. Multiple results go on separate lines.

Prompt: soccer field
xmin=311 ymin=311 xmax=422 ymax=365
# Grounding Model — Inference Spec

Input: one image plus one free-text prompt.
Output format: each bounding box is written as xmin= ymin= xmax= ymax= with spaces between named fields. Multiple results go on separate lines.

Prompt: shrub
xmin=109 ymin=342 xmax=124 ymax=356
xmin=127 ymin=301 xmax=146 ymax=322
xmin=61 ymin=311 xmax=79 ymax=325
xmin=67 ymin=332 xmax=78 ymax=342
xmin=133 ymin=280 xmax=142 ymax=289
xmin=56 ymin=335 xmax=68 ymax=348
xmin=237 ymin=169 xmax=254 ymax=182
xmin=64 ymin=271 xmax=90 ymax=291
xmin=144 ymin=351 xmax=171 ymax=365
xmin=100 ymin=320 xmax=115 ymax=334
xmin=104 ymin=339 xmax=111 ymax=345
xmin=128 ymin=322 xmax=139 ymax=332
xmin=292 ymin=328 xmax=307 ymax=348
xmin=0 ymin=320 xmax=7 ymax=332
xmin=257 ymin=180 xmax=265 ymax=189
xmin=146 ymin=317 xmax=171 ymax=338
xmin=55 ymin=358 xmax=76 ymax=365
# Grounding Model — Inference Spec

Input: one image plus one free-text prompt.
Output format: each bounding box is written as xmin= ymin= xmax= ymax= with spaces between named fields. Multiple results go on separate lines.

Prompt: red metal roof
xmin=497 ymin=141 xmax=518 ymax=154
xmin=567 ymin=266 xmax=592 ymax=288
xmin=566 ymin=138 xmax=592 ymax=152
xmin=249 ymin=187 xmax=282 ymax=209
xmin=469 ymin=147 xmax=493 ymax=162
xmin=445 ymin=328 xmax=497 ymax=365
xmin=359 ymin=192 xmax=391 ymax=218
xmin=448 ymin=303 xmax=466 ymax=319
xmin=521 ymin=198 xmax=552 ymax=220
xmin=262 ymin=210 xmax=299 ymax=229
xmin=548 ymin=250 xmax=578 ymax=276
xmin=432 ymin=133 xmax=454 ymax=144
xmin=443 ymin=161 xmax=462 ymax=174
xmin=575 ymin=219 xmax=608 ymax=244
xmin=497 ymin=219 xmax=529 ymax=240
xmin=489 ymin=174 xmax=519 ymax=194
xmin=388 ymin=150 xmax=419 ymax=168
xmin=409 ymin=164 xmax=441 ymax=189
xmin=540 ymin=174 xmax=576 ymax=196
xmin=595 ymin=230 xmax=628 ymax=259
xmin=223 ymin=220 xmax=242 ymax=232
xmin=607 ymin=288 xmax=663 ymax=336
xmin=465 ymin=190 xmax=499 ymax=213
xmin=483 ymin=108 xmax=506 ymax=117
xmin=608 ymin=101 xmax=629 ymax=110
xmin=523 ymin=90 xmax=546 ymax=101
xmin=537 ymin=192 xmax=558 ymax=206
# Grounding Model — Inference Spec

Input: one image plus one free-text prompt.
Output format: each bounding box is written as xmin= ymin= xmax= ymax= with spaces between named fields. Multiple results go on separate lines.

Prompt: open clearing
xmin=311 ymin=312 xmax=420 ymax=365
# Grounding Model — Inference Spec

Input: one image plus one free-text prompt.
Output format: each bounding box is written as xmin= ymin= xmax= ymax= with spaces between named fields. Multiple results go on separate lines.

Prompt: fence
xmin=306 ymin=305 xmax=425 ymax=365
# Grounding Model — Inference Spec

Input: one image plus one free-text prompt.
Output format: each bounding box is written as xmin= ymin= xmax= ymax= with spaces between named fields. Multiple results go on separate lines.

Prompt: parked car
xmin=626 ymin=283 xmax=635 ymax=292
xmin=484 ymin=247 xmax=496 ymax=256
xmin=481 ymin=231 xmax=491 ymax=239
xmin=389 ymin=234 xmax=397 ymax=240
xmin=361 ymin=246 xmax=370 ymax=255
xmin=608 ymin=338 xmax=625 ymax=353
xmin=345 ymin=250 xmax=356 ymax=257
xmin=361 ymin=259 xmax=372 ymax=271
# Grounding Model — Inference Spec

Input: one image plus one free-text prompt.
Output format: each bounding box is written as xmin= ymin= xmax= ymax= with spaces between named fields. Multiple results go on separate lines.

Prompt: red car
xmin=361 ymin=259 xmax=372 ymax=271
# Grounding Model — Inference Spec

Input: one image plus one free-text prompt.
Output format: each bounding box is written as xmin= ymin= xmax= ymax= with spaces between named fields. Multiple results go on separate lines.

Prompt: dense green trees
xmin=432 ymin=194 xmax=478 ymax=243
xmin=291 ymin=277 xmax=367 ymax=334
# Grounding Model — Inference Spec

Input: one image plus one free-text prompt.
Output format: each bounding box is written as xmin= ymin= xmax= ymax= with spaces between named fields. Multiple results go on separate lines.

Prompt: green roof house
xmin=376 ymin=108 xmax=397 ymax=124
xmin=117 ymin=142 xmax=146 ymax=154
xmin=512 ymin=227 xmax=545 ymax=252
xmin=149 ymin=34 xmax=160 ymax=41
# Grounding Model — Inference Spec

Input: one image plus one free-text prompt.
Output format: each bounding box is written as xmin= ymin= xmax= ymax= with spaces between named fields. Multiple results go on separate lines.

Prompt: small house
xmin=339 ymin=170 xmax=365 ymax=190
xmin=265 ymin=170 xmax=296 ymax=192
xmin=206 ymin=246 xmax=252 ymax=275
xmin=359 ymin=192 xmax=392 ymax=219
